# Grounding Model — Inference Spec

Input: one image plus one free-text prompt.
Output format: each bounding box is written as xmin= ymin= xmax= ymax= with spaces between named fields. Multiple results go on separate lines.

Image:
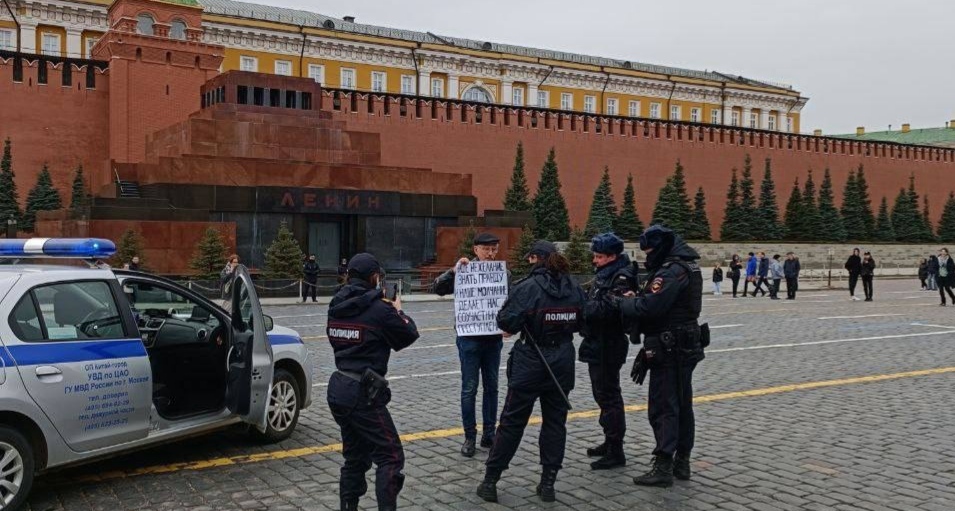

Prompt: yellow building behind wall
xmin=1 ymin=0 xmax=806 ymax=131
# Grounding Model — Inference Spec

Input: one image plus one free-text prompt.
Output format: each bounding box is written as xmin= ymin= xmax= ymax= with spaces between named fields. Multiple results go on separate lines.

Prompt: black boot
xmin=536 ymin=467 xmax=558 ymax=503
xmin=590 ymin=441 xmax=626 ymax=470
xmin=586 ymin=441 xmax=608 ymax=457
xmin=480 ymin=429 xmax=495 ymax=449
xmin=633 ymin=455 xmax=674 ymax=487
xmin=378 ymin=506 xmax=396 ymax=511
xmin=340 ymin=499 xmax=358 ymax=511
xmin=461 ymin=437 xmax=476 ymax=457
xmin=674 ymin=452 xmax=691 ymax=481
xmin=476 ymin=469 xmax=502 ymax=502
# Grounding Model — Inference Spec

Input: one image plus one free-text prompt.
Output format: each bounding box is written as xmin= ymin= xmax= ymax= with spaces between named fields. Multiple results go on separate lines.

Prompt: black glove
xmin=630 ymin=348 xmax=648 ymax=385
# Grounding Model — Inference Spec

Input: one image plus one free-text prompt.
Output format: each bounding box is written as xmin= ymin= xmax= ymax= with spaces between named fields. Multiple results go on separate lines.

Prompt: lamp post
xmin=6 ymin=216 xmax=16 ymax=239
xmin=827 ymin=248 xmax=833 ymax=289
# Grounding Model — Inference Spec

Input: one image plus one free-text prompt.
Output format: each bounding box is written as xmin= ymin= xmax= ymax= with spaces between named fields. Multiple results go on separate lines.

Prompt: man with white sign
xmin=434 ymin=232 xmax=507 ymax=457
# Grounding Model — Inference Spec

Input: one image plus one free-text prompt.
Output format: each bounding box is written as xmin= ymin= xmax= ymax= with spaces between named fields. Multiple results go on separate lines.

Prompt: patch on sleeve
xmin=650 ymin=277 xmax=664 ymax=293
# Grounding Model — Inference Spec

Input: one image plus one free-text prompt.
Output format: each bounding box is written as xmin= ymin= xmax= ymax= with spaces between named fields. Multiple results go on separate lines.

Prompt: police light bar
xmin=0 ymin=238 xmax=116 ymax=258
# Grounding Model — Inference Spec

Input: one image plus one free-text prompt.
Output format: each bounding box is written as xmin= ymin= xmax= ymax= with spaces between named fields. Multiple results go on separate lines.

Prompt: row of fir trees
xmin=0 ymin=138 xmax=89 ymax=232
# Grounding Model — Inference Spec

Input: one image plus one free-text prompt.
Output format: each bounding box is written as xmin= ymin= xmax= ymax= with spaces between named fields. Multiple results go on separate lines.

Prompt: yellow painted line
xmin=68 ymin=366 xmax=955 ymax=484
xmin=302 ymin=327 xmax=451 ymax=341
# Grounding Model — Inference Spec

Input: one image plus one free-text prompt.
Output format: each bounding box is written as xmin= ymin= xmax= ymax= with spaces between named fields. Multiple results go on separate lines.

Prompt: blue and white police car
xmin=0 ymin=238 xmax=311 ymax=509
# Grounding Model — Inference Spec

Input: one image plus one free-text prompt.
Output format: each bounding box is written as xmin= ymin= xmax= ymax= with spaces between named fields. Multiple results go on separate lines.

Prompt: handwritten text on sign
xmin=454 ymin=261 xmax=508 ymax=337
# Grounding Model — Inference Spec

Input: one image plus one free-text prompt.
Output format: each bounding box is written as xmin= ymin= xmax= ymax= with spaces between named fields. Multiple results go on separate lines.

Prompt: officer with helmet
xmin=580 ymin=232 xmax=639 ymax=470
xmin=326 ymin=253 xmax=420 ymax=511
xmin=617 ymin=225 xmax=707 ymax=487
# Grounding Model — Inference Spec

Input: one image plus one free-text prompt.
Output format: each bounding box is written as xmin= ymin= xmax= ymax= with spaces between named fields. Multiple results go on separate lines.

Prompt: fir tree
xmin=937 ymin=192 xmax=955 ymax=243
xmin=503 ymin=142 xmax=532 ymax=211
xmin=875 ymin=197 xmax=895 ymax=242
xmin=457 ymin=221 xmax=477 ymax=259
xmin=69 ymin=164 xmax=88 ymax=214
xmin=719 ymin=168 xmax=741 ymax=241
xmin=23 ymin=164 xmax=62 ymax=231
xmin=855 ymin=166 xmax=876 ymax=240
xmin=110 ymin=228 xmax=146 ymax=269
xmin=737 ymin=156 xmax=758 ymax=238
xmin=817 ymin=168 xmax=847 ymax=242
xmin=616 ymin=173 xmax=644 ymax=240
xmin=190 ymin=227 xmax=228 ymax=278
xmin=264 ymin=221 xmax=305 ymax=279
xmin=584 ymin=167 xmax=617 ymax=237
xmin=801 ymin=170 xmax=821 ymax=240
xmin=0 ymin=138 xmax=20 ymax=225
xmin=564 ymin=227 xmax=592 ymax=274
xmin=891 ymin=187 xmax=921 ymax=242
xmin=922 ymin=195 xmax=936 ymax=242
xmin=839 ymin=168 xmax=866 ymax=241
xmin=783 ymin=178 xmax=804 ymax=240
xmin=756 ymin=158 xmax=783 ymax=240
xmin=509 ymin=224 xmax=536 ymax=277
xmin=651 ymin=160 xmax=692 ymax=235
xmin=532 ymin=148 xmax=571 ymax=240
xmin=687 ymin=187 xmax=711 ymax=240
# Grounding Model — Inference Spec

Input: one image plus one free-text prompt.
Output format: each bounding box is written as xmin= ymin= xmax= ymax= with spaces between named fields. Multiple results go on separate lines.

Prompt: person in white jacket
xmin=769 ymin=254 xmax=785 ymax=300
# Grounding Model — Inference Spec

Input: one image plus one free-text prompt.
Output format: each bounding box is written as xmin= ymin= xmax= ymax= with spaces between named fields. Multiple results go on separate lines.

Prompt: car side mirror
xmin=264 ymin=314 xmax=274 ymax=332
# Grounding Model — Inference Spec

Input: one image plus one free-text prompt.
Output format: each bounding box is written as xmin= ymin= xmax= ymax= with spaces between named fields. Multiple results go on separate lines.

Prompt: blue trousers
xmin=456 ymin=336 xmax=503 ymax=439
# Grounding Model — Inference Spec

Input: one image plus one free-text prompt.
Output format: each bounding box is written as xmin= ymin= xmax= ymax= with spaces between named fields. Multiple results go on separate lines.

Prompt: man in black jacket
xmin=845 ymin=248 xmax=862 ymax=301
xmin=783 ymin=252 xmax=800 ymax=300
xmin=303 ymin=254 xmax=320 ymax=302
xmin=326 ymin=253 xmax=420 ymax=511
xmin=580 ymin=233 xmax=638 ymax=470
xmin=618 ymin=225 xmax=706 ymax=488
xmin=752 ymin=252 xmax=769 ymax=297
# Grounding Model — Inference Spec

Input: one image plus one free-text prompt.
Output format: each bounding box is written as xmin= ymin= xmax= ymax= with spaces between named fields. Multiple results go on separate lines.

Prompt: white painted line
xmin=911 ymin=323 xmax=955 ymax=330
xmin=817 ymin=314 xmax=905 ymax=320
xmin=709 ymin=324 xmax=744 ymax=329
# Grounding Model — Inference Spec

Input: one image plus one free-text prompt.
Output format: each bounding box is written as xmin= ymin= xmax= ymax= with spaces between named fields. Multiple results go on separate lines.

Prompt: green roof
xmin=161 ymin=0 xmax=200 ymax=6
xmin=831 ymin=127 xmax=955 ymax=147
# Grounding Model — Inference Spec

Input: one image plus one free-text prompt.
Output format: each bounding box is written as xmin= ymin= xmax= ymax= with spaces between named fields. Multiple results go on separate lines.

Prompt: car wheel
xmin=0 ymin=425 xmax=34 ymax=510
xmin=251 ymin=369 xmax=300 ymax=443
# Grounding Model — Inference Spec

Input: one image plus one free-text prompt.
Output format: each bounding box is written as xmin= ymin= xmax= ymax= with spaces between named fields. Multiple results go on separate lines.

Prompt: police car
xmin=0 ymin=238 xmax=312 ymax=509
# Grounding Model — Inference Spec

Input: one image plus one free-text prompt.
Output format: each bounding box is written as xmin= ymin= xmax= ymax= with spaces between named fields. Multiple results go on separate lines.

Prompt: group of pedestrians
xmin=717 ymin=252 xmax=801 ymax=300
xmin=918 ymin=248 xmax=955 ymax=306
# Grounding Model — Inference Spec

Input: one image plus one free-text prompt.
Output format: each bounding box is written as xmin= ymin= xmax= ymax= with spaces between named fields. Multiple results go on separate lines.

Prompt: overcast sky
xmin=251 ymin=0 xmax=953 ymax=135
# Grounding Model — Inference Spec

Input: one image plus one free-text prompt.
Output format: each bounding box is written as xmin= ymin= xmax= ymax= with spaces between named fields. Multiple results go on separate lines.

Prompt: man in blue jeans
xmin=434 ymin=232 xmax=505 ymax=457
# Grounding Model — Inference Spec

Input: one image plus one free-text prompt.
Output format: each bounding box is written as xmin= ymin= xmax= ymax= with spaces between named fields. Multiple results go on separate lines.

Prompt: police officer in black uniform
xmin=302 ymin=254 xmax=320 ymax=302
xmin=326 ymin=253 xmax=420 ymax=511
xmin=580 ymin=233 xmax=638 ymax=470
xmin=476 ymin=241 xmax=586 ymax=504
xmin=618 ymin=225 xmax=706 ymax=487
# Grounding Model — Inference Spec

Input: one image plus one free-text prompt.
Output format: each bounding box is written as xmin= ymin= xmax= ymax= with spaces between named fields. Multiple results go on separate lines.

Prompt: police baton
xmin=520 ymin=328 xmax=572 ymax=410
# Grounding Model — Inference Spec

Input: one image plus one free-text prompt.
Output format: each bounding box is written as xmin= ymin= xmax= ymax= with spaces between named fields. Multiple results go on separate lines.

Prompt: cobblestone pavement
xmin=27 ymin=279 xmax=955 ymax=510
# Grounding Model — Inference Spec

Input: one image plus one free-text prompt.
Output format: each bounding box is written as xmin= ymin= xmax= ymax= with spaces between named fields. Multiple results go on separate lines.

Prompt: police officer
xmin=476 ymin=241 xmax=586 ymax=503
xmin=618 ymin=225 xmax=706 ymax=487
xmin=326 ymin=253 xmax=420 ymax=511
xmin=303 ymin=254 xmax=320 ymax=302
xmin=580 ymin=233 xmax=638 ymax=470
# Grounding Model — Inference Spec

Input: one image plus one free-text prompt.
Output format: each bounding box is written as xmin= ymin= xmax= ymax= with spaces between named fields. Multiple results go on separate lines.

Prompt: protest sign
xmin=454 ymin=260 xmax=508 ymax=337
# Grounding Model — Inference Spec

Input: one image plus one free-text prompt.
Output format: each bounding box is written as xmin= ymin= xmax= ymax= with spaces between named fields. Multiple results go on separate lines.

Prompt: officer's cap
xmin=347 ymin=253 xmax=383 ymax=278
xmin=591 ymin=233 xmax=624 ymax=255
xmin=472 ymin=232 xmax=500 ymax=246
xmin=524 ymin=240 xmax=558 ymax=259
xmin=638 ymin=224 xmax=675 ymax=251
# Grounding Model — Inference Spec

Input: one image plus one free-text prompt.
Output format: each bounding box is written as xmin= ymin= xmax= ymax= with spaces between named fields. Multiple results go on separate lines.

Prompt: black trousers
xmin=786 ymin=277 xmax=798 ymax=298
xmin=647 ymin=363 xmax=696 ymax=457
xmin=753 ymin=277 xmax=768 ymax=295
xmin=770 ymin=279 xmax=781 ymax=298
xmin=486 ymin=386 xmax=569 ymax=472
xmin=731 ymin=276 xmax=740 ymax=297
xmin=588 ymin=362 xmax=626 ymax=445
xmin=939 ymin=283 xmax=955 ymax=304
xmin=849 ymin=272 xmax=860 ymax=297
xmin=303 ymin=279 xmax=318 ymax=301
xmin=328 ymin=375 xmax=405 ymax=508
xmin=862 ymin=275 xmax=874 ymax=300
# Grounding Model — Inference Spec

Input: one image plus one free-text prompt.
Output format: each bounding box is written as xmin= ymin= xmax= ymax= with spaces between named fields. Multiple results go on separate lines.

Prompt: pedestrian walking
xmin=712 ymin=262 xmax=723 ymax=296
xmin=918 ymin=258 xmax=929 ymax=290
xmin=743 ymin=252 xmax=757 ymax=296
xmin=618 ymin=225 xmax=707 ymax=488
xmin=580 ymin=233 xmax=638 ymax=470
xmin=927 ymin=255 xmax=940 ymax=291
xmin=729 ymin=254 xmax=743 ymax=298
xmin=769 ymin=254 xmax=784 ymax=300
xmin=326 ymin=253 xmax=420 ymax=511
xmin=124 ymin=255 xmax=142 ymax=271
xmin=936 ymin=249 xmax=955 ymax=306
xmin=861 ymin=251 xmax=876 ymax=302
xmin=303 ymin=254 xmax=320 ymax=302
xmin=434 ymin=232 xmax=505 ymax=456
xmin=752 ymin=252 xmax=769 ymax=297
xmin=476 ymin=241 xmax=586 ymax=503
xmin=220 ymin=254 xmax=239 ymax=300
xmin=337 ymin=258 xmax=348 ymax=284
xmin=783 ymin=252 xmax=800 ymax=300
xmin=845 ymin=248 xmax=862 ymax=301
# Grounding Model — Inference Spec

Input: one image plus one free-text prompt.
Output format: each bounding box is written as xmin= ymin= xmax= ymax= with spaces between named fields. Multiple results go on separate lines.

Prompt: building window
xmin=41 ymin=33 xmax=60 ymax=56
xmin=560 ymin=93 xmax=573 ymax=110
xmin=584 ymin=95 xmax=596 ymax=113
xmin=0 ymin=30 xmax=14 ymax=51
xmin=400 ymin=75 xmax=415 ymax=94
xmin=462 ymin=86 xmax=492 ymax=103
xmin=650 ymin=103 xmax=661 ymax=119
xmin=749 ymin=112 xmax=758 ymax=128
xmin=239 ymin=56 xmax=258 ymax=72
xmin=274 ymin=60 xmax=292 ymax=76
xmin=170 ymin=20 xmax=187 ymax=40
xmin=430 ymin=78 xmax=444 ymax=97
xmin=690 ymin=108 xmax=701 ymax=123
xmin=512 ymin=87 xmax=524 ymax=106
xmin=710 ymin=109 xmax=721 ymax=125
xmin=84 ymin=37 xmax=99 ymax=58
xmin=768 ymin=114 xmax=776 ymax=131
xmin=731 ymin=111 xmax=740 ymax=126
xmin=341 ymin=68 xmax=356 ymax=89
xmin=308 ymin=64 xmax=324 ymax=83
xmin=786 ymin=116 xmax=793 ymax=132
xmin=537 ymin=90 xmax=549 ymax=108
xmin=628 ymin=100 xmax=640 ymax=117
xmin=670 ymin=105 xmax=681 ymax=121
xmin=606 ymin=98 xmax=618 ymax=116
xmin=136 ymin=14 xmax=155 ymax=36
xmin=371 ymin=71 xmax=386 ymax=92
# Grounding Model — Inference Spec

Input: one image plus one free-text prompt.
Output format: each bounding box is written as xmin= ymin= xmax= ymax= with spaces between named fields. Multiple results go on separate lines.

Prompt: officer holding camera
xmin=326 ymin=253 xmax=420 ymax=511
xmin=618 ymin=225 xmax=707 ymax=488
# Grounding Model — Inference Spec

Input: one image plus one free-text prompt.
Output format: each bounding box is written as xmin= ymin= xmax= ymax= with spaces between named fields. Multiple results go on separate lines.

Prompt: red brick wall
xmin=329 ymin=96 xmax=955 ymax=240
xmin=0 ymin=58 xmax=111 ymax=212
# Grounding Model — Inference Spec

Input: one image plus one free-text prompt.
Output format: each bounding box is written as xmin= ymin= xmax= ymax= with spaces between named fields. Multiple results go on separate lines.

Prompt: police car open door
xmin=225 ymin=266 xmax=274 ymax=431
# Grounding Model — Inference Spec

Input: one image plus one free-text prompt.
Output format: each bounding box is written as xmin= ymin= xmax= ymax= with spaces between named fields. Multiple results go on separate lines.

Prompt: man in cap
xmin=580 ymin=233 xmax=639 ymax=470
xmin=327 ymin=253 xmax=420 ymax=511
xmin=617 ymin=225 xmax=707 ymax=487
xmin=434 ymin=232 xmax=505 ymax=456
